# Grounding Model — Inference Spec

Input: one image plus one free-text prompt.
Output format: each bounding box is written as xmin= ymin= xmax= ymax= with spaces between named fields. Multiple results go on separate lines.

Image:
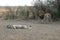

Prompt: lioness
xmin=7 ymin=24 xmax=32 ymax=29
xmin=44 ymin=13 xmax=52 ymax=24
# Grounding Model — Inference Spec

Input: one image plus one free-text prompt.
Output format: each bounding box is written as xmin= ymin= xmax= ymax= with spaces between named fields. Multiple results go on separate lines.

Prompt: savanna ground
xmin=0 ymin=19 xmax=60 ymax=40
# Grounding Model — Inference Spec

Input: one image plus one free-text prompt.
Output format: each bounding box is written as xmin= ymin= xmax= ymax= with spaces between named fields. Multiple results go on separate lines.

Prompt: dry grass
xmin=0 ymin=19 xmax=60 ymax=40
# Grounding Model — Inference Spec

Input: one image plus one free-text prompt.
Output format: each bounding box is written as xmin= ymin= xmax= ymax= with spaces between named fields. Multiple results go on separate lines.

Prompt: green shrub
xmin=3 ymin=12 xmax=17 ymax=20
xmin=19 ymin=8 xmax=30 ymax=20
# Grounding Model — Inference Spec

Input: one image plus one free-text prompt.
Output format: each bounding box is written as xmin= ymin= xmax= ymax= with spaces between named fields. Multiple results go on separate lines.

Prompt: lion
xmin=43 ymin=13 xmax=52 ymax=24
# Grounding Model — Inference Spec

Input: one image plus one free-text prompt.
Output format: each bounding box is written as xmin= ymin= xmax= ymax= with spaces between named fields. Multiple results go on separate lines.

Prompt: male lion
xmin=38 ymin=9 xmax=45 ymax=23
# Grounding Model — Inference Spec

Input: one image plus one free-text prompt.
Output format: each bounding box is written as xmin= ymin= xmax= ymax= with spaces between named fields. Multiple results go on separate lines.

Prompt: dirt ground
xmin=0 ymin=19 xmax=60 ymax=40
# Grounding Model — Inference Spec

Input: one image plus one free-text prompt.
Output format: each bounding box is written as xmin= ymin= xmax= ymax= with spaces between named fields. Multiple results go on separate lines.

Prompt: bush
xmin=3 ymin=12 xmax=17 ymax=20
xmin=19 ymin=8 xmax=30 ymax=20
